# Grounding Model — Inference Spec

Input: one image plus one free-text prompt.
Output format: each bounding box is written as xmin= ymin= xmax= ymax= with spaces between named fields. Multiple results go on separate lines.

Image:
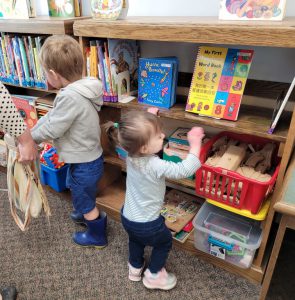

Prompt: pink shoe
xmin=128 ymin=262 xmax=145 ymax=282
xmin=142 ymin=268 xmax=177 ymax=290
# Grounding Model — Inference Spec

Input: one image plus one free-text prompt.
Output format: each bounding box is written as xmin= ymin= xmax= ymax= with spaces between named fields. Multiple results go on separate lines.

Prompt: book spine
xmin=4 ymin=34 xmax=17 ymax=84
xmin=23 ymin=36 xmax=34 ymax=85
xmin=0 ymin=35 xmax=10 ymax=81
xmin=35 ymin=37 xmax=47 ymax=88
xmin=104 ymin=41 xmax=114 ymax=95
xmin=18 ymin=37 xmax=30 ymax=86
xmin=90 ymin=40 xmax=98 ymax=78
xmin=12 ymin=37 xmax=24 ymax=86
xmin=28 ymin=36 xmax=37 ymax=86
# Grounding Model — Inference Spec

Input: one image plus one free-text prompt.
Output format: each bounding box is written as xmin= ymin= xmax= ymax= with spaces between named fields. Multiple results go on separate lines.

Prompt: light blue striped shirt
xmin=123 ymin=153 xmax=201 ymax=222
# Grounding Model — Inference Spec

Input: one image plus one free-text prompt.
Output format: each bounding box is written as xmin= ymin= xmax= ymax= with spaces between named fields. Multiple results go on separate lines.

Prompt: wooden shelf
xmin=4 ymin=82 xmax=58 ymax=93
xmin=74 ymin=16 xmax=295 ymax=48
xmin=102 ymin=99 xmax=289 ymax=143
xmin=0 ymin=16 xmax=89 ymax=35
xmin=104 ymin=155 xmax=196 ymax=190
xmin=96 ymin=177 xmax=264 ymax=283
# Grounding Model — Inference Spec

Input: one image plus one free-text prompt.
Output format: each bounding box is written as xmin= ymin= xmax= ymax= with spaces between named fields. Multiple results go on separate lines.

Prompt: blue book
xmin=138 ymin=57 xmax=178 ymax=109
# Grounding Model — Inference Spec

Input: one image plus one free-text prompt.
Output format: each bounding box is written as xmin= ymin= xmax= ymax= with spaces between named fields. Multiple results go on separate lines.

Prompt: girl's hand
xmin=187 ymin=127 xmax=205 ymax=158
xmin=147 ymin=107 xmax=159 ymax=116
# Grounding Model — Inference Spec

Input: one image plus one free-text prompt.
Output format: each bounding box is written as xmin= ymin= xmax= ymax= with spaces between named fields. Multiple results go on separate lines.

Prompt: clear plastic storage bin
xmin=193 ymin=202 xmax=262 ymax=268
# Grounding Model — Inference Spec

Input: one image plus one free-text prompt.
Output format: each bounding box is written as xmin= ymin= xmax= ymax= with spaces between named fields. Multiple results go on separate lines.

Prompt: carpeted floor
xmin=0 ymin=171 xmax=291 ymax=300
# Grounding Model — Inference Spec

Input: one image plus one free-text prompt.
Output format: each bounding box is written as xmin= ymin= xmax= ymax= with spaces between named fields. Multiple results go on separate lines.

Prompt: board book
xmin=138 ymin=57 xmax=178 ymax=109
xmin=186 ymin=46 xmax=254 ymax=121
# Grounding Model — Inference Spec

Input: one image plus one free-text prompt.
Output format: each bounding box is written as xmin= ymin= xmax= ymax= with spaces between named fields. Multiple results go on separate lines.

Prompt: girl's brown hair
xmin=105 ymin=110 xmax=162 ymax=157
xmin=39 ymin=35 xmax=83 ymax=82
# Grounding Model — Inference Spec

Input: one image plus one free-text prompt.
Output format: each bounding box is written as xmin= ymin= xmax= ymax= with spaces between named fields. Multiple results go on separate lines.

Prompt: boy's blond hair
xmin=39 ymin=35 xmax=83 ymax=82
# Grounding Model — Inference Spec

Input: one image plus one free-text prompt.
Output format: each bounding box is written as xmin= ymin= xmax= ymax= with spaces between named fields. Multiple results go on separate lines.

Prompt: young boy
xmin=31 ymin=35 xmax=107 ymax=248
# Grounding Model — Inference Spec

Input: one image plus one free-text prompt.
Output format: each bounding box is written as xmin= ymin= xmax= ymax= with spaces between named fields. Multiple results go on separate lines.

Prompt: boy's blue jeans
xmin=66 ymin=155 xmax=104 ymax=215
xmin=121 ymin=210 xmax=172 ymax=274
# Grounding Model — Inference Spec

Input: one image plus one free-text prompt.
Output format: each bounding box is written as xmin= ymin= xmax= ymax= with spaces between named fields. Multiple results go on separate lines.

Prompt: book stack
xmin=0 ymin=33 xmax=48 ymax=89
xmin=138 ymin=57 xmax=178 ymax=109
xmin=35 ymin=94 xmax=55 ymax=119
xmin=86 ymin=38 xmax=139 ymax=102
xmin=161 ymin=189 xmax=202 ymax=243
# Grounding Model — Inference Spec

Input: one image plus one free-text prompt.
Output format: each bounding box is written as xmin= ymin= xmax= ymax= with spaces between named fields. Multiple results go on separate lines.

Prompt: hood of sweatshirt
xmin=63 ymin=77 xmax=103 ymax=112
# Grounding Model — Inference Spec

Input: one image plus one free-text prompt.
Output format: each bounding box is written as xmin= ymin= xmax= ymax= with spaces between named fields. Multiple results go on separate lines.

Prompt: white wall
xmin=37 ymin=0 xmax=295 ymax=83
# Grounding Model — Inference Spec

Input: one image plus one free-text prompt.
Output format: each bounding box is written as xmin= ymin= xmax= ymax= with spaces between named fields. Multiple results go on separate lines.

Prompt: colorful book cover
xmin=0 ymin=0 xmax=30 ymax=19
xmin=186 ymin=46 xmax=254 ymax=121
xmin=219 ymin=0 xmax=287 ymax=21
xmin=138 ymin=57 xmax=177 ymax=109
xmin=108 ymin=39 xmax=139 ymax=98
xmin=47 ymin=0 xmax=75 ymax=17
xmin=11 ymin=95 xmax=38 ymax=129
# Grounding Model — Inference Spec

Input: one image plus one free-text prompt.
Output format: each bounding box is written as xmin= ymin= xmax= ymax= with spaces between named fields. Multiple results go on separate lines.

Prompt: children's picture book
xmin=161 ymin=189 xmax=202 ymax=233
xmin=0 ymin=0 xmax=30 ymax=19
xmin=186 ymin=46 xmax=254 ymax=121
xmin=11 ymin=95 xmax=38 ymax=129
xmin=138 ymin=57 xmax=178 ymax=109
xmin=108 ymin=39 xmax=139 ymax=100
xmin=47 ymin=0 xmax=75 ymax=17
xmin=219 ymin=0 xmax=287 ymax=21
xmin=91 ymin=0 xmax=123 ymax=20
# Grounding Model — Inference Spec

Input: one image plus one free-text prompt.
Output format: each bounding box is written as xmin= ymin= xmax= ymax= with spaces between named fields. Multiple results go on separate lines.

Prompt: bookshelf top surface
xmin=74 ymin=16 xmax=295 ymax=48
xmin=0 ymin=16 xmax=90 ymax=35
xmin=102 ymin=99 xmax=289 ymax=143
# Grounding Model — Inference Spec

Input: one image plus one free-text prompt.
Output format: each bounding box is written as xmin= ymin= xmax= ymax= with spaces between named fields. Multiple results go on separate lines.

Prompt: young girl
xmin=106 ymin=108 xmax=204 ymax=290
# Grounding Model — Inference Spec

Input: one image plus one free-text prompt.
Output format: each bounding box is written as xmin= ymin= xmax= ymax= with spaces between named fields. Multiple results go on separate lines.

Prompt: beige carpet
xmin=0 ymin=171 xmax=263 ymax=300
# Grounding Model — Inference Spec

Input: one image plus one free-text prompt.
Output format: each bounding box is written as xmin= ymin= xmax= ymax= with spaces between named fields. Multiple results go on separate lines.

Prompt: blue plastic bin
xmin=40 ymin=163 xmax=69 ymax=192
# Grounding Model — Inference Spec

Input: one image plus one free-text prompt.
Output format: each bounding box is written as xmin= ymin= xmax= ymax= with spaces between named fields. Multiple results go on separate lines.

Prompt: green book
xmin=47 ymin=0 xmax=75 ymax=17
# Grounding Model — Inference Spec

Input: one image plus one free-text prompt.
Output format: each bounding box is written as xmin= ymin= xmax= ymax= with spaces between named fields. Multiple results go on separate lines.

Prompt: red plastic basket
xmin=195 ymin=132 xmax=280 ymax=214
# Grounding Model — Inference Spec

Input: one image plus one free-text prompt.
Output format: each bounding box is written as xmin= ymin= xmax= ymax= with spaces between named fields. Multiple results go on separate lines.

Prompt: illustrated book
xmin=186 ymin=46 xmax=254 ymax=121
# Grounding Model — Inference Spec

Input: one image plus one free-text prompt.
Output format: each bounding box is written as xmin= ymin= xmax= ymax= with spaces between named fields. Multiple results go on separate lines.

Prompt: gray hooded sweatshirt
xmin=31 ymin=77 xmax=103 ymax=163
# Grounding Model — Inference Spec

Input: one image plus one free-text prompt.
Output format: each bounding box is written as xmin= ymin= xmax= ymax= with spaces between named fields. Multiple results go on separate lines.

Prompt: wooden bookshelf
xmin=74 ymin=17 xmax=295 ymax=283
xmin=102 ymin=99 xmax=290 ymax=143
xmin=74 ymin=16 xmax=295 ymax=48
xmin=0 ymin=16 xmax=89 ymax=35
xmin=96 ymin=177 xmax=264 ymax=283
xmin=4 ymin=82 xmax=58 ymax=94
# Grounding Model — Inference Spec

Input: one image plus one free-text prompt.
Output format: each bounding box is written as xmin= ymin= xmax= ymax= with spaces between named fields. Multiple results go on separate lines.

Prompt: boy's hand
xmin=187 ymin=127 xmax=205 ymax=158
xmin=17 ymin=129 xmax=38 ymax=164
xmin=147 ymin=107 xmax=159 ymax=116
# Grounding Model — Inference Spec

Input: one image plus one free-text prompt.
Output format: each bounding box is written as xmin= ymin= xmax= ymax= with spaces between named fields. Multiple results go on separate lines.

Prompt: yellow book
xmin=186 ymin=46 xmax=254 ymax=121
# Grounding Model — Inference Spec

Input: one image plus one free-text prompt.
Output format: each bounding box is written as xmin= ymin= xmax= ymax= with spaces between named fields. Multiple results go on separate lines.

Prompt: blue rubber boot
xmin=70 ymin=210 xmax=86 ymax=225
xmin=72 ymin=211 xmax=107 ymax=248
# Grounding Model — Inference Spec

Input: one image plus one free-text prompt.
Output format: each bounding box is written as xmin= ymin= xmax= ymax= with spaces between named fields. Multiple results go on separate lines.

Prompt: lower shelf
xmin=96 ymin=177 xmax=264 ymax=284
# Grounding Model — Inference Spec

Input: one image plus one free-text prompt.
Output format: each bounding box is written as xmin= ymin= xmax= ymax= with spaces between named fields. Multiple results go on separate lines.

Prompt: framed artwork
xmin=219 ymin=0 xmax=287 ymax=21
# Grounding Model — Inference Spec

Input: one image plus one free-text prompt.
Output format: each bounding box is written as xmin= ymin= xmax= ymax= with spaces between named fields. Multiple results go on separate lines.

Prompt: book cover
xmin=138 ymin=57 xmax=177 ymax=109
xmin=0 ymin=0 xmax=30 ymax=19
xmin=47 ymin=0 xmax=75 ymax=17
xmin=186 ymin=46 xmax=254 ymax=121
xmin=108 ymin=39 xmax=139 ymax=98
xmin=11 ymin=95 xmax=38 ymax=129
xmin=219 ymin=0 xmax=287 ymax=21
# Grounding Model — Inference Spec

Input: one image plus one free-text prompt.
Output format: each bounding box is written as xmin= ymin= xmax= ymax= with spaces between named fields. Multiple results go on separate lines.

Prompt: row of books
xmin=0 ymin=33 xmax=48 ymax=89
xmin=86 ymin=38 xmax=139 ymax=102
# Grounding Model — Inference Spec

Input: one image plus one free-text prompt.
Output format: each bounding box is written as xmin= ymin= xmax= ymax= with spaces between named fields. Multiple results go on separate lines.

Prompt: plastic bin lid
xmin=193 ymin=202 xmax=262 ymax=250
